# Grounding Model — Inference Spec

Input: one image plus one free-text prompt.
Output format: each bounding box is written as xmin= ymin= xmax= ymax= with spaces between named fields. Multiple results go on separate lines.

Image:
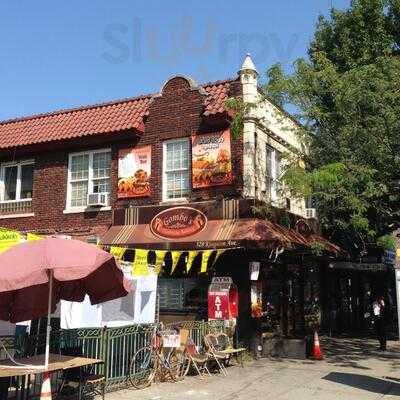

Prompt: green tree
xmin=264 ymin=0 xmax=400 ymax=254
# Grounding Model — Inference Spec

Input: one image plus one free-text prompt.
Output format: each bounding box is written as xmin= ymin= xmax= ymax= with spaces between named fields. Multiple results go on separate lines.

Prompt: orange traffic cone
xmin=312 ymin=330 xmax=323 ymax=360
xmin=40 ymin=372 xmax=52 ymax=400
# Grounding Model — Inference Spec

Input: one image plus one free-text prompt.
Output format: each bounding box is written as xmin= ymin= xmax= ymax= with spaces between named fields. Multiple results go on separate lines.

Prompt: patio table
xmin=0 ymin=353 xmax=103 ymax=399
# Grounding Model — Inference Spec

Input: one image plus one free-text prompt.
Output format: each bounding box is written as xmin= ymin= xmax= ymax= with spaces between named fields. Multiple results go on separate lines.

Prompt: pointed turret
xmin=239 ymin=53 xmax=258 ymax=75
xmin=238 ymin=54 xmax=258 ymax=103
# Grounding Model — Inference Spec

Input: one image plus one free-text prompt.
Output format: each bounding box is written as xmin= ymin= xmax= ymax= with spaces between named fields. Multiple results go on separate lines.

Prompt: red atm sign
xmin=208 ymin=292 xmax=229 ymax=320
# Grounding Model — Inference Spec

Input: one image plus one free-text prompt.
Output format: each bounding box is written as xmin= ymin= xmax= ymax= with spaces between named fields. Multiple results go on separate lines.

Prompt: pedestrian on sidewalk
xmin=372 ymin=295 xmax=387 ymax=351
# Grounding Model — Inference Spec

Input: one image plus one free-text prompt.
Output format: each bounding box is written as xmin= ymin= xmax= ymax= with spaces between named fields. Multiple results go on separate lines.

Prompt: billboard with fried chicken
xmin=192 ymin=130 xmax=233 ymax=188
xmin=118 ymin=146 xmax=151 ymax=198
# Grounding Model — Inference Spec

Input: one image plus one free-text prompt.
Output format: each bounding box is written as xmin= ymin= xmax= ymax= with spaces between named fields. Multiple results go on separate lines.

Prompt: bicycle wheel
xmin=166 ymin=349 xmax=189 ymax=380
xmin=129 ymin=346 xmax=156 ymax=389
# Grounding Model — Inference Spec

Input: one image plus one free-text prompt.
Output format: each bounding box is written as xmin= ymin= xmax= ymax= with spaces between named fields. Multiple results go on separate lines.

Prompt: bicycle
xmin=129 ymin=326 xmax=190 ymax=389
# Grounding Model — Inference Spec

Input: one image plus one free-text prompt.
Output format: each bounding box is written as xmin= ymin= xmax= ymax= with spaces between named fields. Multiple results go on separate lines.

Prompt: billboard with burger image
xmin=192 ymin=130 xmax=233 ymax=188
xmin=118 ymin=146 xmax=151 ymax=198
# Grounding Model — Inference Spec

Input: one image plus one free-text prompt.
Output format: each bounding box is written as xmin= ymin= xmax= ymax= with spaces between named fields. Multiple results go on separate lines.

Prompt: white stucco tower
xmin=239 ymin=54 xmax=258 ymax=198
xmin=239 ymin=53 xmax=259 ymax=104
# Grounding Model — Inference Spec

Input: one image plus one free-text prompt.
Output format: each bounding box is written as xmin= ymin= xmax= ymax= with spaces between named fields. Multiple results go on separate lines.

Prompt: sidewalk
xmin=106 ymin=337 xmax=400 ymax=400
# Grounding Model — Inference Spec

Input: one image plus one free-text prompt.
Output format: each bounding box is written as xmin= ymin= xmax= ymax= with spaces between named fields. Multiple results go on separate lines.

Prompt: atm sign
xmin=208 ymin=292 xmax=229 ymax=320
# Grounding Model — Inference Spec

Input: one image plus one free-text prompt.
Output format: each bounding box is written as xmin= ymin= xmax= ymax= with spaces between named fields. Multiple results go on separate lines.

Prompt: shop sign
xmin=196 ymin=240 xmax=238 ymax=249
xmin=211 ymin=277 xmax=233 ymax=284
xmin=208 ymin=276 xmax=238 ymax=320
xmin=332 ymin=261 xmax=387 ymax=271
xmin=0 ymin=229 xmax=21 ymax=254
xmin=150 ymin=207 xmax=207 ymax=240
xmin=118 ymin=146 xmax=151 ymax=198
xmin=294 ymin=219 xmax=312 ymax=236
xmin=192 ymin=130 xmax=233 ymax=188
xmin=0 ymin=229 xmax=20 ymax=241
xmin=162 ymin=333 xmax=180 ymax=348
xmin=208 ymin=291 xmax=229 ymax=320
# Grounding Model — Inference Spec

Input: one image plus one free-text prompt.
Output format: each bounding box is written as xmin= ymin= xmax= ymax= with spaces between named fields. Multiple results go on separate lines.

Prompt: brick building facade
xmin=0 ymin=73 xmax=245 ymax=240
xmin=0 ymin=56 xmax=342 ymax=345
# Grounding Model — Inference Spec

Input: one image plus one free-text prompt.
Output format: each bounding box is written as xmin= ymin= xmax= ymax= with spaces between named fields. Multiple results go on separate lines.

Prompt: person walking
xmin=372 ymin=296 xmax=387 ymax=351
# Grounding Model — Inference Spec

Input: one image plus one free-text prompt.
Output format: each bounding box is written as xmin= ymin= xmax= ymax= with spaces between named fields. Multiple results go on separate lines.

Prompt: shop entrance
xmin=322 ymin=267 xmax=395 ymax=335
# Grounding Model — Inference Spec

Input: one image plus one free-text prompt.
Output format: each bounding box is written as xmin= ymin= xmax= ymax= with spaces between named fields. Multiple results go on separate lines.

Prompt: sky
xmin=0 ymin=0 xmax=350 ymax=121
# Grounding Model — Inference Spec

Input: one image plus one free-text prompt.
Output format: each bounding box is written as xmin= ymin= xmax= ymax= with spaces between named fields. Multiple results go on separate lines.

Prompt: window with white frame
xmin=67 ymin=149 xmax=111 ymax=209
xmin=163 ymin=138 xmax=190 ymax=201
xmin=265 ymin=145 xmax=281 ymax=200
xmin=0 ymin=161 xmax=34 ymax=202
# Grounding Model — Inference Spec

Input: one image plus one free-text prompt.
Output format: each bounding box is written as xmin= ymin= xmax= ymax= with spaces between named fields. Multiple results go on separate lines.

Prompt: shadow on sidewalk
xmin=322 ymin=371 xmax=399 ymax=395
xmin=321 ymin=337 xmax=400 ymax=370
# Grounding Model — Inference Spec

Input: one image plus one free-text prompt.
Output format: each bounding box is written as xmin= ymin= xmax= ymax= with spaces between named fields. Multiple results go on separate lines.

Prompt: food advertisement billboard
xmin=118 ymin=146 xmax=151 ymax=198
xmin=192 ymin=130 xmax=233 ymax=188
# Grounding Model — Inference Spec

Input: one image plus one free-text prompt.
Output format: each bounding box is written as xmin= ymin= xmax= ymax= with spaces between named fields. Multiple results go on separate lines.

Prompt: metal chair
xmin=215 ymin=332 xmax=246 ymax=367
xmin=180 ymin=329 xmax=211 ymax=379
xmin=204 ymin=334 xmax=229 ymax=376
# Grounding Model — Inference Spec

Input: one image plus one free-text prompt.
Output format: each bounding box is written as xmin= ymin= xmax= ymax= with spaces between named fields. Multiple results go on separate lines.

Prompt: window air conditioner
xmin=87 ymin=192 xmax=109 ymax=207
xmin=305 ymin=208 xmax=317 ymax=219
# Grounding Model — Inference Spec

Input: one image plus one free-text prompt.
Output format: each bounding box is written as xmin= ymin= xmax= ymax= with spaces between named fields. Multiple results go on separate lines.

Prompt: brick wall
xmin=0 ymin=76 xmax=243 ymax=238
xmin=0 ymin=143 xmax=116 ymax=239
xmin=117 ymin=76 xmax=243 ymax=208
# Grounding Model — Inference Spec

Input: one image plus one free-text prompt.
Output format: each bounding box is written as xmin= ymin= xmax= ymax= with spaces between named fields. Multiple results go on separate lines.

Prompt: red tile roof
xmin=203 ymin=79 xmax=234 ymax=116
xmin=0 ymin=77 xmax=238 ymax=150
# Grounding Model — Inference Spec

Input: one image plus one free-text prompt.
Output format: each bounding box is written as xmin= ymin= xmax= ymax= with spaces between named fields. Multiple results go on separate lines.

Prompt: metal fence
xmin=165 ymin=320 xmax=226 ymax=348
xmin=3 ymin=320 xmax=226 ymax=397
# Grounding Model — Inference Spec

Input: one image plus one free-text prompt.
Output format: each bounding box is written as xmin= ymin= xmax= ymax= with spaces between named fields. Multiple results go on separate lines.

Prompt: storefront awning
xmin=306 ymin=234 xmax=343 ymax=255
xmin=100 ymin=218 xmax=338 ymax=252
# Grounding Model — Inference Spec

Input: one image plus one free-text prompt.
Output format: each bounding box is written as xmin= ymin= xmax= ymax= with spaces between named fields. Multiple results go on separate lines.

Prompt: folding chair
xmin=204 ymin=334 xmax=229 ymax=376
xmin=215 ymin=332 xmax=246 ymax=367
xmin=180 ymin=329 xmax=211 ymax=379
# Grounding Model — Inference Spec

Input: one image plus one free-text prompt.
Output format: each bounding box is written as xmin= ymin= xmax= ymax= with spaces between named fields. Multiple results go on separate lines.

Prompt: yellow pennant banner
xmin=200 ymin=250 xmax=213 ymax=273
xmin=170 ymin=251 xmax=182 ymax=275
xmin=212 ymin=249 xmax=226 ymax=267
xmin=186 ymin=251 xmax=198 ymax=273
xmin=132 ymin=249 xmax=149 ymax=276
xmin=154 ymin=250 xmax=167 ymax=274
xmin=0 ymin=229 xmax=21 ymax=254
xmin=27 ymin=233 xmax=43 ymax=241
xmin=110 ymin=246 xmax=126 ymax=260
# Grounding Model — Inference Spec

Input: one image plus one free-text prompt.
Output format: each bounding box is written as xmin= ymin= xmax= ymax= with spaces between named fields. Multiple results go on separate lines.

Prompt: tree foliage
xmin=264 ymin=0 xmax=400 ymax=254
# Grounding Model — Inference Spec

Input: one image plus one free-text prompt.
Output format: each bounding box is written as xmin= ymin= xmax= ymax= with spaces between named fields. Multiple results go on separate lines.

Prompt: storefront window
xmin=67 ymin=149 xmax=111 ymax=209
xmin=158 ymin=278 xmax=207 ymax=312
xmin=163 ymin=138 xmax=190 ymax=201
